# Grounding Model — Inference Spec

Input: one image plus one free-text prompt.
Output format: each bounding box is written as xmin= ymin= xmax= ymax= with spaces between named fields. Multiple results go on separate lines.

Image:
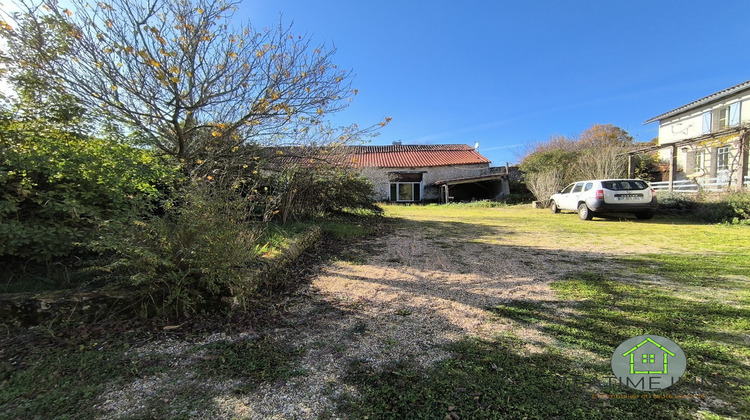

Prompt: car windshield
xmin=601 ymin=180 xmax=648 ymax=191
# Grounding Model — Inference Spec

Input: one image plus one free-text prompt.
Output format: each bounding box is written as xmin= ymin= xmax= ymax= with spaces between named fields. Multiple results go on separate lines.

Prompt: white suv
xmin=549 ymin=179 xmax=658 ymax=220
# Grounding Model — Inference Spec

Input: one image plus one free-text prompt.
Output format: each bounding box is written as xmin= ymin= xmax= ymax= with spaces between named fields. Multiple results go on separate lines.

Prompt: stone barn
xmin=350 ymin=143 xmax=509 ymax=203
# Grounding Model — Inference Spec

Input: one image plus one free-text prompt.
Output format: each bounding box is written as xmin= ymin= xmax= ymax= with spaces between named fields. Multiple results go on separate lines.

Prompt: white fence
xmin=651 ymin=176 xmax=750 ymax=193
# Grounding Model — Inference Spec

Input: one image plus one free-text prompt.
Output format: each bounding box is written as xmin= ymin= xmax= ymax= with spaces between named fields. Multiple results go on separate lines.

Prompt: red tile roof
xmin=265 ymin=144 xmax=491 ymax=168
xmin=349 ymin=144 xmax=490 ymax=168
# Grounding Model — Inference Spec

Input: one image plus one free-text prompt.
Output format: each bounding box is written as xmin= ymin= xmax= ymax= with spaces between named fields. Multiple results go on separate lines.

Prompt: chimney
xmin=393 ymin=140 xmax=402 ymax=146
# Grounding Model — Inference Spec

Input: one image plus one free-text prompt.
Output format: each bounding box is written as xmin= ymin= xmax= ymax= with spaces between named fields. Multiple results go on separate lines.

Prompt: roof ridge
xmin=644 ymin=79 xmax=750 ymax=124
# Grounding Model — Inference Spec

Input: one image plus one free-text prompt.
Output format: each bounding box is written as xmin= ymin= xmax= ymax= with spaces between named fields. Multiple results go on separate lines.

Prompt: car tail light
xmin=651 ymin=188 xmax=657 ymax=197
xmin=595 ymin=190 xmax=604 ymax=200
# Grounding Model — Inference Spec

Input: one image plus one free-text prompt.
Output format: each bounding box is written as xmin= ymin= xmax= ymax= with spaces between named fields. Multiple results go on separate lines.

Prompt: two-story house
xmin=643 ymin=80 xmax=750 ymax=191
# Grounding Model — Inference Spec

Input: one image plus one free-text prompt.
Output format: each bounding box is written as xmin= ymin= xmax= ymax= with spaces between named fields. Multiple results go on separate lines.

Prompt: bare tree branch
xmin=2 ymin=0 xmax=379 ymax=163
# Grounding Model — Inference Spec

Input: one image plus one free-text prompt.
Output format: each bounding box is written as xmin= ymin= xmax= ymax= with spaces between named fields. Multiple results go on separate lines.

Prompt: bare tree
xmin=571 ymin=124 xmax=631 ymax=180
xmin=520 ymin=124 xmax=638 ymax=204
xmin=524 ymin=168 xmax=565 ymax=208
xmin=2 ymin=0 xmax=378 ymax=163
xmin=572 ymin=145 xmax=629 ymax=180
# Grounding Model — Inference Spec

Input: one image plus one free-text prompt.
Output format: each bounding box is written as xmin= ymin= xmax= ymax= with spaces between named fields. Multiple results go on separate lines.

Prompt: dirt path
xmin=91 ymin=215 xmax=644 ymax=419
xmin=231 ymin=222 xmax=591 ymax=418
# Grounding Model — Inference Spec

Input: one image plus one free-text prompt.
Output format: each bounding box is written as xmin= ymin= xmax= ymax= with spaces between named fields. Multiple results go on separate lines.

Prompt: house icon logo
xmin=611 ymin=335 xmax=686 ymax=391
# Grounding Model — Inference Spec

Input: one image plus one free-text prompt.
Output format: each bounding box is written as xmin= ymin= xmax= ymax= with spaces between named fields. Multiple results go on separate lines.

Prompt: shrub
xmin=92 ymin=184 xmax=266 ymax=317
xmin=726 ymin=192 xmax=750 ymax=220
xmin=523 ymin=169 xmax=565 ymax=208
xmin=654 ymin=191 xmax=694 ymax=210
xmin=272 ymin=166 xmax=382 ymax=224
xmin=657 ymin=192 xmax=750 ymax=224
xmin=0 ymin=125 xmax=174 ymax=261
xmin=694 ymin=193 xmax=750 ymax=224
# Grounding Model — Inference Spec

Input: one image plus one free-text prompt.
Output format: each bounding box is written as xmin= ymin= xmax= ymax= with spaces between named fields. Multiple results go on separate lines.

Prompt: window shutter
xmin=702 ymin=112 xmax=712 ymax=134
xmin=729 ymin=102 xmax=741 ymax=126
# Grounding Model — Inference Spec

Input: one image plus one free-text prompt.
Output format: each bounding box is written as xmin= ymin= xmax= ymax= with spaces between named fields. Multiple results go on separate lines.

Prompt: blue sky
xmin=242 ymin=0 xmax=750 ymax=165
xmin=6 ymin=0 xmax=743 ymax=166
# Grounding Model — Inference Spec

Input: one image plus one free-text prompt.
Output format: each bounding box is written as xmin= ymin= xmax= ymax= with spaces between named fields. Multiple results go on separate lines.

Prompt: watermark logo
xmin=611 ymin=335 xmax=686 ymax=391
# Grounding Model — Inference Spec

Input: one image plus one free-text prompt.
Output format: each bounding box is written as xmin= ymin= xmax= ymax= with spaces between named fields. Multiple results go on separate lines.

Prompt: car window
xmin=571 ymin=183 xmax=584 ymax=193
xmin=561 ymin=184 xmax=574 ymax=194
xmin=602 ymin=180 xmax=648 ymax=191
xmin=584 ymin=182 xmax=593 ymax=191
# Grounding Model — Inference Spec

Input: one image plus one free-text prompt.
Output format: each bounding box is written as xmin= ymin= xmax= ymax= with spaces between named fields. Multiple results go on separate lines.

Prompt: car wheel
xmin=550 ymin=201 xmax=560 ymax=213
xmin=578 ymin=203 xmax=593 ymax=220
xmin=635 ymin=211 xmax=654 ymax=220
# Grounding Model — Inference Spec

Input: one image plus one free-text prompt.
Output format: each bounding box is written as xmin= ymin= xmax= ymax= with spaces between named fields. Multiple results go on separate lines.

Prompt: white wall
xmin=658 ymin=90 xmax=750 ymax=146
xmin=657 ymin=90 xmax=750 ymax=173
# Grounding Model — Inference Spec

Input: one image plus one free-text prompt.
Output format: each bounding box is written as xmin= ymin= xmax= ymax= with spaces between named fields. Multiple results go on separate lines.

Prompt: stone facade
xmin=360 ymin=163 xmax=491 ymax=202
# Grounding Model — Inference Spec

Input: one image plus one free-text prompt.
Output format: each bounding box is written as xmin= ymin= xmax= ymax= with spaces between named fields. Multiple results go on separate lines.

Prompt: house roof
xmin=644 ymin=80 xmax=750 ymax=124
xmin=265 ymin=144 xmax=491 ymax=168
xmin=349 ymin=144 xmax=490 ymax=168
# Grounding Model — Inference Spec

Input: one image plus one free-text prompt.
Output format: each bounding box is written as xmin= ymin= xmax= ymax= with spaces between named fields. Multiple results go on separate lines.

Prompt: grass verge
xmin=336 ymin=204 xmax=748 ymax=419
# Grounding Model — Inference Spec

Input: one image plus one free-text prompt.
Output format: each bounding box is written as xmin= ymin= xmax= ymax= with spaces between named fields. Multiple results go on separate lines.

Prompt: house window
xmin=718 ymin=107 xmax=729 ymax=129
xmin=715 ymin=102 xmax=741 ymax=130
xmin=695 ymin=150 xmax=704 ymax=170
xmin=388 ymin=172 xmax=423 ymax=202
xmin=717 ymin=147 xmax=730 ymax=171
xmin=389 ymin=182 xmax=421 ymax=202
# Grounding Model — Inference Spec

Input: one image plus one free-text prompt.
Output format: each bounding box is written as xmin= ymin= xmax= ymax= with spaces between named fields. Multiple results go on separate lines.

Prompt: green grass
xmin=0 ymin=330 xmax=305 ymax=419
xmin=0 ymin=210 xmax=379 ymax=418
xmin=2 ymin=204 xmax=748 ymax=419
xmin=340 ymin=337 xmax=699 ymax=419
xmin=273 ymin=209 xmax=380 ymax=241
xmin=193 ymin=335 xmax=306 ymax=389
xmin=336 ymin=204 xmax=749 ymax=419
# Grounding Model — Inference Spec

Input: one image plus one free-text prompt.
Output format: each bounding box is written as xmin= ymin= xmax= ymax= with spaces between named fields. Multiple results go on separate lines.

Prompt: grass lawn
xmin=340 ymin=204 xmax=749 ymax=419
xmin=1 ymin=204 xmax=747 ymax=419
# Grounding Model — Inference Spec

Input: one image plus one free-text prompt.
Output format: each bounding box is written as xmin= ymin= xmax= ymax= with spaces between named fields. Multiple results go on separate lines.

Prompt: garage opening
xmin=435 ymin=174 xmax=509 ymax=203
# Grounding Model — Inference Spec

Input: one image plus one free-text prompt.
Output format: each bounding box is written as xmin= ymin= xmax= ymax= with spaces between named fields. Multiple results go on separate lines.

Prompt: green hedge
xmin=0 ymin=124 xmax=174 ymax=261
xmin=657 ymin=191 xmax=750 ymax=224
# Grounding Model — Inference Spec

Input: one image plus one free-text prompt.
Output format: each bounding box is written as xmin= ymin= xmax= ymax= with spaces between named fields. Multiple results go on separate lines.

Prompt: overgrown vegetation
xmin=0 ymin=210 xmax=379 ymax=419
xmin=0 ymin=108 xmax=174 ymax=262
xmin=657 ymin=191 xmax=750 ymax=224
xmin=89 ymin=185 xmax=268 ymax=317
xmin=0 ymin=0 xmax=384 ymax=317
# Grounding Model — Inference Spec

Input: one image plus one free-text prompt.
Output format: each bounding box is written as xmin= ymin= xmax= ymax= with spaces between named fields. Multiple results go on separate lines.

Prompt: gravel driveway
xmin=96 ymin=214 xmax=623 ymax=419
xmin=224 ymin=220 xmax=589 ymax=419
